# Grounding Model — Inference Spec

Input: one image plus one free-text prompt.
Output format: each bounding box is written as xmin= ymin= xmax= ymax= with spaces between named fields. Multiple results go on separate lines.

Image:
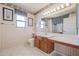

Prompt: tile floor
xmin=0 ymin=44 xmax=62 ymax=56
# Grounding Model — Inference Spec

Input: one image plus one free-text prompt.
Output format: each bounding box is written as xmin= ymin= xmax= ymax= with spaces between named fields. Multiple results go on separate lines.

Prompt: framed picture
xmin=3 ymin=7 xmax=13 ymax=21
xmin=28 ymin=17 xmax=33 ymax=26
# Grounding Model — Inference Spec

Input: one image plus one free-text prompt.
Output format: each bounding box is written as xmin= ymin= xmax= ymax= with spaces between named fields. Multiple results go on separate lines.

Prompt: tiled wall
xmin=55 ymin=43 xmax=79 ymax=56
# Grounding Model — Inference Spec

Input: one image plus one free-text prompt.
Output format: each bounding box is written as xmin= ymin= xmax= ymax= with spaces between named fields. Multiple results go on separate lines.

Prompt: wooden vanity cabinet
xmin=47 ymin=39 xmax=54 ymax=53
xmin=34 ymin=36 xmax=41 ymax=48
xmin=34 ymin=36 xmax=54 ymax=54
xmin=40 ymin=37 xmax=48 ymax=53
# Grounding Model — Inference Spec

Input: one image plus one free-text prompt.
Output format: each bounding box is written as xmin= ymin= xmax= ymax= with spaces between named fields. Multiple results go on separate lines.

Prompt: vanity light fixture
xmin=60 ymin=5 xmax=65 ymax=8
xmin=43 ymin=11 xmax=50 ymax=15
xmin=65 ymin=3 xmax=70 ymax=7
xmin=43 ymin=4 xmax=71 ymax=16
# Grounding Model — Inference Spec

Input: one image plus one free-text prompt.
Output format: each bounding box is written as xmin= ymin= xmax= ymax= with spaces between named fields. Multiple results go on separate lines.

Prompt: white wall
xmin=0 ymin=21 xmax=2 ymax=51
xmin=77 ymin=4 xmax=79 ymax=34
xmin=55 ymin=43 xmax=79 ymax=56
xmin=47 ymin=19 xmax=53 ymax=32
xmin=63 ymin=12 xmax=76 ymax=35
xmin=0 ymin=4 xmax=35 ymax=50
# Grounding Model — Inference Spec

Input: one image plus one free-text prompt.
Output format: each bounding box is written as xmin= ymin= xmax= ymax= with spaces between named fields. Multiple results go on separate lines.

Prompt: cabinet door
xmin=34 ymin=36 xmax=54 ymax=54
xmin=34 ymin=36 xmax=40 ymax=48
xmin=40 ymin=37 xmax=48 ymax=53
xmin=47 ymin=39 xmax=54 ymax=53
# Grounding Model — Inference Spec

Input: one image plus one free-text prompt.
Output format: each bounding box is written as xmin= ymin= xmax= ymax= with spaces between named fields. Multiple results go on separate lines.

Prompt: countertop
xmin=35 ymin=32 xmax=79 ymax=47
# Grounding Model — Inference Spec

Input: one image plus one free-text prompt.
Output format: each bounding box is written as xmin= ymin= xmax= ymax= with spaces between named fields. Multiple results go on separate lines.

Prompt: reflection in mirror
xmin=52 ymin=14 xmax=69 ymax=34
xmin=41 ymin=11 xmax=76 ymax=35
xmin=40 ymin=20 xmax=45 ymax=28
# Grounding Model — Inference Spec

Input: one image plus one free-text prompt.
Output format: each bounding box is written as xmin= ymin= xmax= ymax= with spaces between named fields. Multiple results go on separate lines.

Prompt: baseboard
xmin=49 ymin=50 xmax=66 ymax=56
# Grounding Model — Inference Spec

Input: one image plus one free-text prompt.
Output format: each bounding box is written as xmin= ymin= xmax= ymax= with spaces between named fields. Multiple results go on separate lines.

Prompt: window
xmin=40 ymin=20 xmax=45 ymax=28
xmin=16 ymin=15 xmax=26 ymax=28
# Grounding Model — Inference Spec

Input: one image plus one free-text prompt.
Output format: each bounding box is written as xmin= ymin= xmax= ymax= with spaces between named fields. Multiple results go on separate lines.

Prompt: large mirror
xmin=41 ymin=10 xmax=77 ymax=35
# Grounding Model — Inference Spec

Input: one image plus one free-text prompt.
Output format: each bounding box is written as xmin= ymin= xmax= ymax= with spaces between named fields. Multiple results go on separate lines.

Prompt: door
xmin=1 ymin=21 xmax=15 ymax=49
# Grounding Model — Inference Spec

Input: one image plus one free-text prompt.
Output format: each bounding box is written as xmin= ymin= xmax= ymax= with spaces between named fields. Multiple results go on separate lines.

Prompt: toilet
xmin=28 ymin=38 xmax=34 ymax=47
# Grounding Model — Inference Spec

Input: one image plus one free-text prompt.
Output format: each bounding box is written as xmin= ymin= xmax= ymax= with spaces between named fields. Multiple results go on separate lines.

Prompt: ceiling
xmin=13 ymin=3 xmax=51 ymax=14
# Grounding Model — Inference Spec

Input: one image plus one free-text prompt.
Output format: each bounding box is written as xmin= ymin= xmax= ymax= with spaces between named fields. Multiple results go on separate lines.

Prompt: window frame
xmin=40 ymin=20 xmax=45 ymax=29
xmin=16 ymin=14 xmax=26 ymax=28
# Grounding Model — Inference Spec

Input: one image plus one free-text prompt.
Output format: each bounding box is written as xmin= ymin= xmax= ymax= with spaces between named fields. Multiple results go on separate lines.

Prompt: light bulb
xmin=46 ymin=11 xmax=50 ymax=14
xmin=50 ymin=10 xmax=54 ymax=13
xmin=53 ymin=9 xmax=56 ymax=12
xmin=57 ymin=7 xmax=60 ymax=10
xmin=66 ymin=3 xmax=70 ymax=7
xmin=61 ymin=5 xmax=64 ymax=8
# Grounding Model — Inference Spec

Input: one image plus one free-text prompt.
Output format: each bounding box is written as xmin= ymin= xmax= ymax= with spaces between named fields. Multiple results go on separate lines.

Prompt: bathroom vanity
xmin=34 ymin=33 xmax=79 ymax=55
xmin=34 ymin=35 xmax=54 ymax=54
xmin=34 ymin=4 xmax=79 ymax=55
